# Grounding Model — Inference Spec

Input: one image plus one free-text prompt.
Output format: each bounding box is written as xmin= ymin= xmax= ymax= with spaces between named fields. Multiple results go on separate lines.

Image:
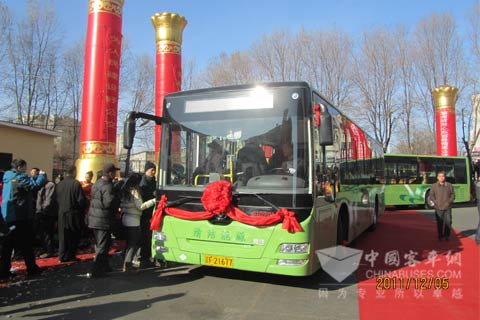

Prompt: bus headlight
xmin=280 ymin=243 xmax=308 ymax=253
xmin=154 ymin=232 xmax=167 ymax=241
xmin=277 ymin=259 xmax=307 ymax=266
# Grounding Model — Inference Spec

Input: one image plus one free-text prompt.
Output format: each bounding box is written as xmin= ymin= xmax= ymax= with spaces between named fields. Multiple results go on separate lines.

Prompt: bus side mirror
xmin=319 ymin=113 xmax=333 ymax=146
xmin=123 ymin=113 xmax=136 ymax=150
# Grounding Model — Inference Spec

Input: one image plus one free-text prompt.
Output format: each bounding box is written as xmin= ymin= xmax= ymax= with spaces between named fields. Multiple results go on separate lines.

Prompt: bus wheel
xmin=368 ymin=198 xmax=379 ymax=232
xmin=424 ymin=190 xmax=434 ymax=209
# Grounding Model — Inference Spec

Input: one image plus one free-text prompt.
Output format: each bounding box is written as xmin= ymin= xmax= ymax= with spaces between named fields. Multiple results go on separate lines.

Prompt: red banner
xmin=435 ymin=108 xmax=457 ymax=156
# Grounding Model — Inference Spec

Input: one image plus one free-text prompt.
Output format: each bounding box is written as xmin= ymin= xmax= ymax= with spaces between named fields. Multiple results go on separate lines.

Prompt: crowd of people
xmin=0 ymin=159 xmax=159 ymax=279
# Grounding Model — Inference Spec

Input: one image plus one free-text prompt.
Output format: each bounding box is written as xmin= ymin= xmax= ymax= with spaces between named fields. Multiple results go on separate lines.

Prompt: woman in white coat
xmin=120 ymin=173 xmax=156 ymax=272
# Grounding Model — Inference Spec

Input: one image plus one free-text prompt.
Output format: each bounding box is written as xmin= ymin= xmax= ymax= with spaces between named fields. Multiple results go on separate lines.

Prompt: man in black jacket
xmin=56 ymin=166 xmax=85 ymax=262
xmin=138 ymin=161 xmax=156 ymax=268
xmin=88 ymin=163 xmax=120 ymax=277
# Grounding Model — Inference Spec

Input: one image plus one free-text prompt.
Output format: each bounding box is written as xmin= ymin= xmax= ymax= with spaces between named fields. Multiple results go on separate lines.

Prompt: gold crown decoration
xmin=151 ymin=12 xmax=187 ymax=44
xmin=89 ymin=0 xmax=124 ymax=17
xmin=432 ymin=84 xmax=458 ymax=109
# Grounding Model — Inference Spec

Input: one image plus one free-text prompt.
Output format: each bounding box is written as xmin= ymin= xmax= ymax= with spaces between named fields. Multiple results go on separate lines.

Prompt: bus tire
xmin=336 ymin=206 xmax=348 ymax=246
xmin=368 ymin=197 xmax=379 ymax=232
xmin=424 ymin=190 xmax=434 ymax=209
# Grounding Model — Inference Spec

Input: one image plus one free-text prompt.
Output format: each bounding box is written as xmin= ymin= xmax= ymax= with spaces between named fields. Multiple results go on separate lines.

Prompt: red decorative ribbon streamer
xmin=150 ymin=180 xmax=303 ymax=233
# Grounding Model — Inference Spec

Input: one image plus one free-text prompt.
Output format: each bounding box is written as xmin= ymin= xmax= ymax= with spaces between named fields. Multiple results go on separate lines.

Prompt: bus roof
xmin=164 ymin=81 xmax=312 ymax=98
xmin=164 ymin=81 xmax=383 ymax=154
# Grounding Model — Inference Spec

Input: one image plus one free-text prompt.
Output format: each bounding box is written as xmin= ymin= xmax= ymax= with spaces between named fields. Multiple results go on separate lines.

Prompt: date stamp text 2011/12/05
xmin=376 ymin=277 xmax=449 ymax=290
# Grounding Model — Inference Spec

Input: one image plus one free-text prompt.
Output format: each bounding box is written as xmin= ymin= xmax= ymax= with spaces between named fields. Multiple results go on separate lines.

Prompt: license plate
xmin=204 ymin=255 xmax=234 ymax=268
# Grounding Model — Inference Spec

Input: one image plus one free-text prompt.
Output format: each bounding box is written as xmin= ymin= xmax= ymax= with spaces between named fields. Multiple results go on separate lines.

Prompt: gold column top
xmin=432 ymin=84 xmax=458 ymax=109
xmin=151 ymin=12 xmax=187 ymax=44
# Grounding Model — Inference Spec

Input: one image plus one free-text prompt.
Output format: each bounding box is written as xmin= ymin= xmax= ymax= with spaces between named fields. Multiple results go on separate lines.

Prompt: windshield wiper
xmin=233 ymin=192 xmax=280 ymax=211
xmin=166 ymin=196 xmax=201 ymax=208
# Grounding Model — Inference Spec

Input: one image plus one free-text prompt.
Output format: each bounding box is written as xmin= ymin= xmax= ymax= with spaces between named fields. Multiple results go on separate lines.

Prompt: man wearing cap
xmin=88 ymin=163 xmax=120 ymax=277
xmin=138 ymin=161 xmax=157 ymax=268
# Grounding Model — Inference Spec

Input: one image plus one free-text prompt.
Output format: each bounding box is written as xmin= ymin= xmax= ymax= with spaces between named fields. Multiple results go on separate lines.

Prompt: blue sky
xmin=6 ymin=0 xmax=477 ymax=68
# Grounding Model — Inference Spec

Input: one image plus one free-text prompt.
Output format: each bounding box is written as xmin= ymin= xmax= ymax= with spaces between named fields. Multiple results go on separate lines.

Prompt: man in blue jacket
xmin=0 ymin=159 xmax=46 ymax=278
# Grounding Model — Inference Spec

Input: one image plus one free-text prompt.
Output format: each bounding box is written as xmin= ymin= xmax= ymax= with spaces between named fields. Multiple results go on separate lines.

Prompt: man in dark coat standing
xmin=56 ymin=166 xmax=85 ymax=262
xmin=428 ymin=171 xmax=455 ymax=241
xmin=88 ymin=163 xmax=120 ymax=277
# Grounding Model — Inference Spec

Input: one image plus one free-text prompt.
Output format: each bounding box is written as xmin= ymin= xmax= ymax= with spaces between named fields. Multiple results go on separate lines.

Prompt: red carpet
xmin=356 ymin=209 xmax=479 ymax=320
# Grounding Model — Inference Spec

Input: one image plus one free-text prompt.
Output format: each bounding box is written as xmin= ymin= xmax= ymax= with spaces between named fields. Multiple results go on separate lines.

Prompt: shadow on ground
xmin=0 ymin=254 xmax=199 ymax=319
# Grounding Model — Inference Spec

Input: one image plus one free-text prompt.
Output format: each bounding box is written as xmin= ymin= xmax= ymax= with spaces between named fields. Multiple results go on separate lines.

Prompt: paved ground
xmin=0 ymin=205 xmax=478 ymax=320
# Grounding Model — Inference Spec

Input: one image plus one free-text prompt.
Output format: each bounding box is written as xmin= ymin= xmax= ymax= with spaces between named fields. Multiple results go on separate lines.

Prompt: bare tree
xmin=395 ymin=27 xmax=418 ymax=153
xmin=469 ymin=3 xmax=480 ymax=66
xmin=467 ymin=4 xmax=480 ymax=154
xmin=0 ymin=1 xmax=11 ymax=85
xmin=39 ymin=52 xmax=68 ymax=130
xmin=182 ymin=58 xmax=201 ymax=90
xmin=301 ymin=29 xmax=354 ymax=109
xmin=393 ymin=126 xmax=436 ymax=154
xmin=123 ymin=54 xmax=155 ymax=114
xmin=353 ymin=28 xmax=399 ymax=152
xmin=413 ymin=12 xmax=466 ymax=138
xmin=118 ymin=53 xmax=156 ymax=151
xmin=5 ymin=0 xmax=62 ymax=126
xmin=203 ymin=51 xmax=256 ymax=87
xmin=251 ymin=30 xmax=303 ymax=82
xmin=62 ymin=40 xmax=84 ymax=160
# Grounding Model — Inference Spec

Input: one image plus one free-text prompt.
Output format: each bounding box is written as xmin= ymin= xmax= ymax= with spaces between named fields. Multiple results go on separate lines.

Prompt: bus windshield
xmin=161 ymin=86 xmax=310 ymax=194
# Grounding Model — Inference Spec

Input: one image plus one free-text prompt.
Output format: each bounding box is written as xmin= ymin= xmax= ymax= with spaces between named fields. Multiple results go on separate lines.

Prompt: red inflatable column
xmin=432 ymin=85 xmax=458 ymax=156
xmin=76 ymin=0 xmax=124 ymax=181
xmin=151 ymin=12 xmax=187 ymax=163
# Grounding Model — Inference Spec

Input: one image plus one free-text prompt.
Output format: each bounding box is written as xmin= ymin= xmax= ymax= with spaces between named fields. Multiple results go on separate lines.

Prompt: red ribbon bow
xmin=150 ymin=181 xmax=303 ymax=233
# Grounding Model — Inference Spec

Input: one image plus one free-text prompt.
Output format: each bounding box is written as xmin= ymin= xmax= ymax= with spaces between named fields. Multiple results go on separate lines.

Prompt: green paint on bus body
xmin=383 ymin=154 xmax=472 ymax=206
xmin=384 ymin=184 xmax=470 ymax=206
xmin=153 ymin=212 xmax=316 ymax=276
xmin=151 ymin=182 xmax=385 ymax=277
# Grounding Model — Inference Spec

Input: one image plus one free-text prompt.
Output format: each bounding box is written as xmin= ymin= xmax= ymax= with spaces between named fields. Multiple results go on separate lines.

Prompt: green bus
xmin=124 ymin=82 xmax=385 ymax=276
xmin=384 ymin=154 xmax=471 ymax=208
